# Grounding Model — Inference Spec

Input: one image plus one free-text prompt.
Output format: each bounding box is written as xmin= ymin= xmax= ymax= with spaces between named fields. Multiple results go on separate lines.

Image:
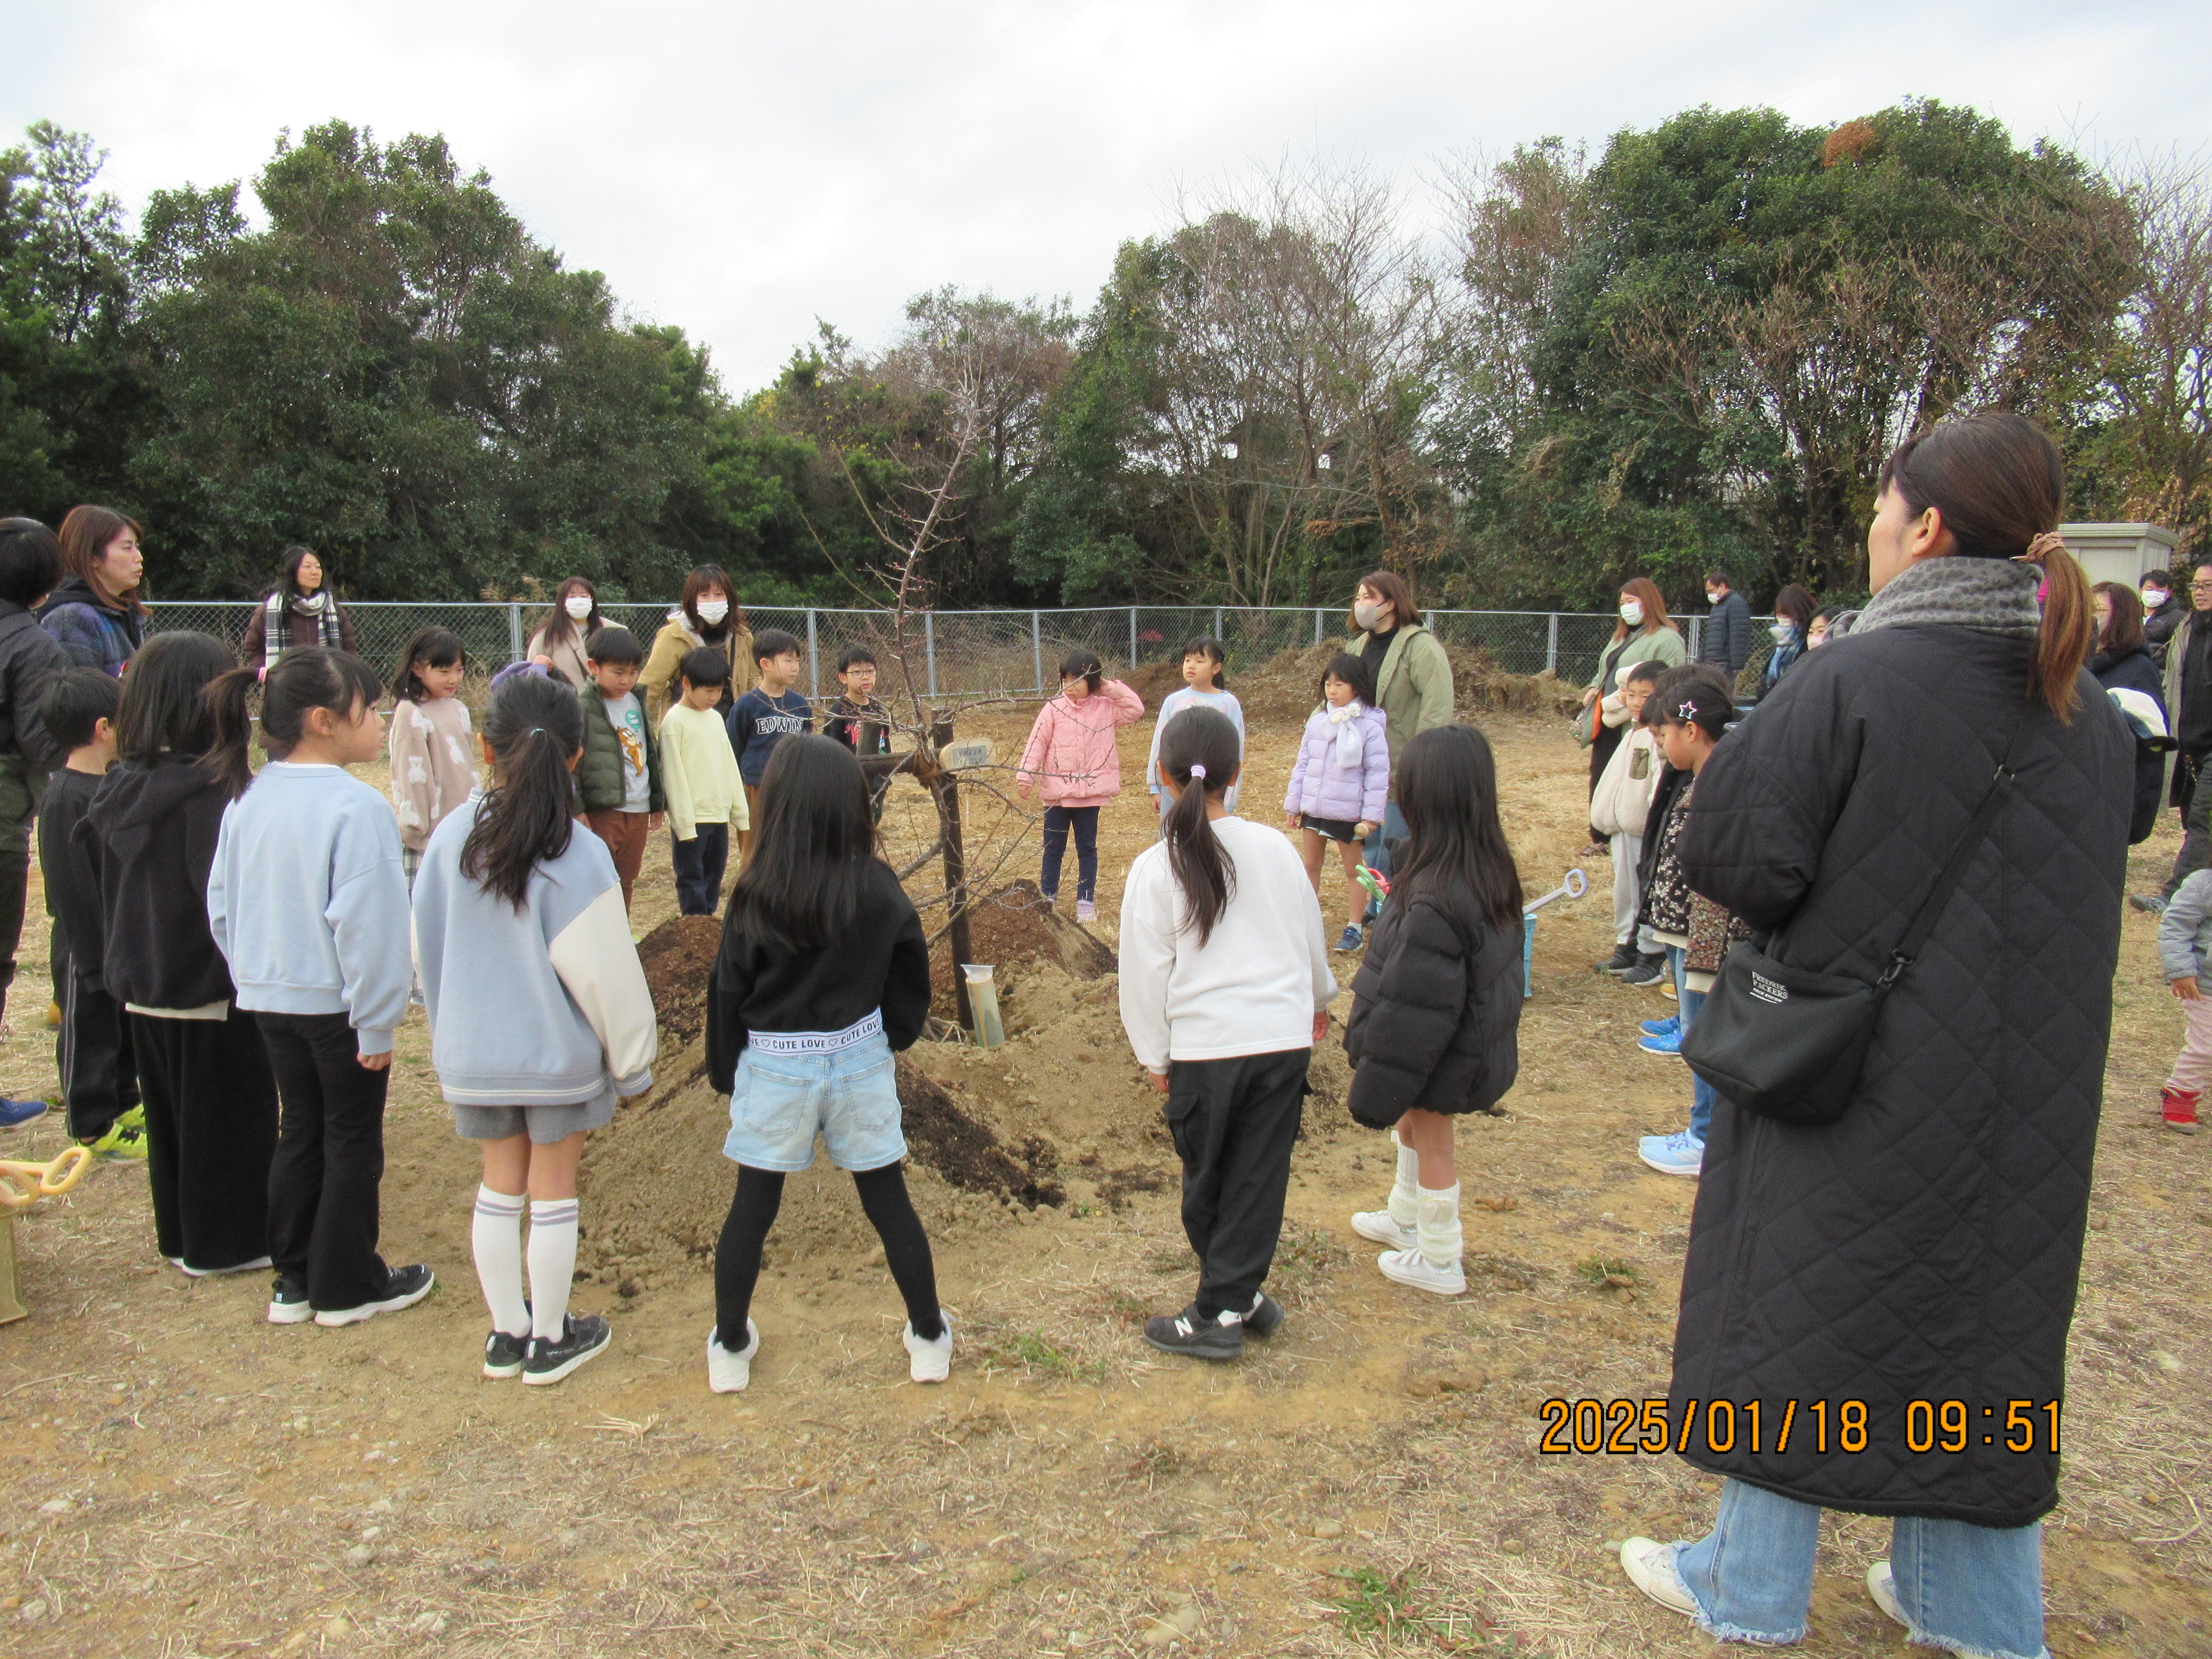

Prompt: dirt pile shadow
xmin=637 ymin=913 xmax=722 ymax=1043
xmin=896 ymin=1060 xmax=1064 ymax=1208
xmin=928 ymin=879 xmax=1115 ymax=1014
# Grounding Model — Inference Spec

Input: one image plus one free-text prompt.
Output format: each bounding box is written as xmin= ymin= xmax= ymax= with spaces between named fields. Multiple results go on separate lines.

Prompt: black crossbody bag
xmin=1679 ymin=726 xmax=2023 ymax=1127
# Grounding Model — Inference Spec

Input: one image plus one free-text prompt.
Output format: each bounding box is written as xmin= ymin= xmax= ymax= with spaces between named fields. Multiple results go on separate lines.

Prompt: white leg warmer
xmin=1388 ymin=1132 xmax=1421 ymax=1229
xmin=1416 ymin=1183 xmax=1463 ymax=1272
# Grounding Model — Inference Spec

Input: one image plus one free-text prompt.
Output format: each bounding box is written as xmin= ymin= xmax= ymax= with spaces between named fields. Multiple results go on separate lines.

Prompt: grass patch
xmin=1330 ymin=1565 xmax=1540 ymax=1653
xmin=1272 ymin=1220 xmax=1353 ymax=1305
xmin=976 ymin=1327 xmax=1107 ymax=1383
xmin=1575 ymin=1254 xmax=1638 ymax=1292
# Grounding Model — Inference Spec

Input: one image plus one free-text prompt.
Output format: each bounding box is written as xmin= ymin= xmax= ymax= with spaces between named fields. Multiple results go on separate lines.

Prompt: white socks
xmin=527 ymin=1198 xmax=579 ymax=1341
xmin=1388 ymin=1132 xmax=1421 ymax=1229
xmin=1416 ymin=1183 xmax=1463 ymax=1272
xmin=472 ymin=1186 xmax=530 ymax=1338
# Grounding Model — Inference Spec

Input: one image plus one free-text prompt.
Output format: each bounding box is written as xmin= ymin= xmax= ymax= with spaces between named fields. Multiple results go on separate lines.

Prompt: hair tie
xmin=528 ymin=727 xmax=545 ymax=737
xmin=2019 ymin=531 xmax=2066 ymax=564
xmin=1188 ymin=763 xmax=1207 ymax=780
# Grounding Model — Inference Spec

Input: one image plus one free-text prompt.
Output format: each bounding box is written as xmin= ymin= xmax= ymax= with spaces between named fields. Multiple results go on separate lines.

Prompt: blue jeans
xmin=722 ymin=1027 xmax=906 ymax=1174
xmin=1669 ymin=946 xmax=1717 ymax=1144
xmin=1675 ymin=1479 xmax=2046 ymax=1657
xmin=1041 ymin=805 xmax=1099 ymax=902
xmin=1360 ymin=800 xmax=1409 ymax=918
xmin=671 ymin=824 xmax=728 ymax=916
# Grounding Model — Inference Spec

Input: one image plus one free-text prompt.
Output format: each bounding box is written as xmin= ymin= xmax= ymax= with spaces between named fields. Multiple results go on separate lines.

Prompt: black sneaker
xmin=314 ymin=1263 xmax=436 ymax=1328
xmin=1144 ymin=1304 xmax=1244 ymax=1361
xmin=266 ymin=1274 xmax=313 ymax=1326
xmin=1618 ymin=953 xmax=1668 ymax=987
xmin=1594 ymin=943 xmax=1639 ymax=975
xmin=1244 ymin=1292 xmax=1284 ymax=1339
xmin=483 ymin=1329 xmax=530 ymax=1380
xmin=522 ymin=1313 xmax=611 ymax=1385
xmin=2130 ymin=893 xmax=2168 ymax=915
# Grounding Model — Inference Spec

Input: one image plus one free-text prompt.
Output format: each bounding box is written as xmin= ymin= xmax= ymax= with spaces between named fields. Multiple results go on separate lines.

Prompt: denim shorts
xmin=722 ymin=1028 xmax=907 ymax=1174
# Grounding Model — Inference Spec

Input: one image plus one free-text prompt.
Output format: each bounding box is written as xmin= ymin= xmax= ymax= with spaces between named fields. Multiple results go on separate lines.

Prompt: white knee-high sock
xmin=1416 ymin=1183 xmax=1462 ymax=1271
xmin=471 ymin=1186 xmax=529 ymax=1337
xmin=527 ymin=1198 xmax=579 ymax=1341
xmin=1388 ymin=1132 xmax=1421 ymax=1228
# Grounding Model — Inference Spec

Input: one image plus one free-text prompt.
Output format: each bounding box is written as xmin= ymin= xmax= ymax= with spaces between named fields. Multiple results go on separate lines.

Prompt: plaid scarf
xmin=264 ymin=591 xmax=343 ymax=669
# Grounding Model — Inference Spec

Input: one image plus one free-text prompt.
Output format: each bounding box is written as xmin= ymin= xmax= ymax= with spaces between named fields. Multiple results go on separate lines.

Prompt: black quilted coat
xmin=1669 ymin=621 xmax=2130 ymax=1527
xmin=1342 ymin=890 xmax=1522 ymax=1125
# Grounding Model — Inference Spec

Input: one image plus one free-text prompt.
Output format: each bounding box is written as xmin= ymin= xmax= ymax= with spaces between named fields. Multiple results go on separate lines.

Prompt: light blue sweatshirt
xmin=411 ymin=793 xmax=657 ymax=1108
xmin=1145 ymin=686 xmax=1245 ymax=814
xmin=206 ymin=761 xmax=414 ymax=1057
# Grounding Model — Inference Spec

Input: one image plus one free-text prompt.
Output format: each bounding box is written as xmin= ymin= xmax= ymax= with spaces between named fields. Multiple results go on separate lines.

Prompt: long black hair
xmin=462 ymin=671 xmax=584 ymax=909
xmin=1156 ymin=705 xmax=1243 ymax=946
xmin=206 ymin=646 xmax=385 ymax=798
xmin=113 ymin=632 xmax=233 ymax=765
xmin=727 ymin=734 xmax=876 ymax=953
xmin=537 ymin=576 xmax=602 ymax=652
xmin=391 ymin=627 xmax=468 ymax=704
xmin=1389 ymin=725 xmax=1522 ymax=932
xmin=1318 ymin=651 xmax=1374 ymax=710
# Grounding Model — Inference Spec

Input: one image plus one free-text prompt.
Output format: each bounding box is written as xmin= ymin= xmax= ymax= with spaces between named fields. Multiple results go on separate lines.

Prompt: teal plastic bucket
xmin=1521 ymin=911 xmax=1538 ymax=998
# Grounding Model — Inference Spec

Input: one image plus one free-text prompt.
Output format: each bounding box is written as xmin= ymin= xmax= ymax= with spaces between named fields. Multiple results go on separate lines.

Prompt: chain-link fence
xmin=143 ymin=601 xmax=1752 ymax=700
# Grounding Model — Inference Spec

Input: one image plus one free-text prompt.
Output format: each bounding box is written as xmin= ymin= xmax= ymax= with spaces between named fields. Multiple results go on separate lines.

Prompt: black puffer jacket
xmin=1342 ymin=890 xmax=1521 ymax=1124
xmin=84 ymin=756 xmax=236 ymax=1010
xmin=1669 ymin=603 xmax=2129 ymax=1528
xmin=0 ymin=602 xmax=66 ymax=771
xmin=2090 ymin=644 xmax=2167 ymax=844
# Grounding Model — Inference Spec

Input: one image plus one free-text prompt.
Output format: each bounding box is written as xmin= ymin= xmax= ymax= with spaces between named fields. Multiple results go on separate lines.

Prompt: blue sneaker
xmin=1336 ymin=925 xmax=1365 ymax=953
xmin=0 ymin=1097 xmax=48 ymax=1130
xmin=1638 ymin=1028 xmax=1683 ymax=1058
xmin=1638 ymin=1131 xmax=1704 ymax=1177
xmin=1639 ymin=1015 xmax=1680 ymax=1039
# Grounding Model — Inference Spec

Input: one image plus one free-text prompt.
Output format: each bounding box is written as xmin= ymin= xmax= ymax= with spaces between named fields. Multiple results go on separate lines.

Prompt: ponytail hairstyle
xmin=1878 ymin=412 xmax=2090 ymax=721
xmin=1182 ymin=636 xmax=1227 ymax=690
xmin=391 ymin=627 xmax=468 ymax=704
xmin=205 ymin=646 xmax=385 ymax=798
xmin=460 ymin=671 xmax=585 ymax=909
xmin=726 ymin=734 xmax=875 ymax=953
xmin=1059 ymin=648 xmax=1104 ymax=696
xmin=1389 ymin=725 xmax=1523 ymax=932
xmin=112 ymin=632 xmax=233 ymax=764
xmin=1318 ymin=651 xmax=1375 ymax=711
xmin=1155 ymin=705 xmax=1242 ymax=946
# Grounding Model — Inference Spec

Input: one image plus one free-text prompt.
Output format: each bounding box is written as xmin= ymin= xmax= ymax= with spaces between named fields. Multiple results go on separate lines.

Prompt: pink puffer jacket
xmin=1016 ymin=680 xmax=1145 ymax=806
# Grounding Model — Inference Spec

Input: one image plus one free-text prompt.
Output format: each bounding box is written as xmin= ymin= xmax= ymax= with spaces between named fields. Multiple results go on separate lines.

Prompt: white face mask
xmin=564 ymin=595 xmax=593 ymax=621
xmin=2143 ymin=589 xmax=2166 ymax=610
xmin=1705 ymin=590 xmax=1721 ymax=606
xmin=696 ymin=599 xmax=730 ymax=626
xmin=1353 ymin=600 xmax=1383 ymax=630
xmin=1619 ymin=600 xmax=1644 ymax=626
xmin=1771 ymin=622 xmax=1794 ymax=643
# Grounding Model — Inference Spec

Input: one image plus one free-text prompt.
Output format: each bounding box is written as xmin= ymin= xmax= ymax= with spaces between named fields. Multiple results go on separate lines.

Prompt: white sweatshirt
xmin=1118 ymin=815 xmax=1336 ymax=1071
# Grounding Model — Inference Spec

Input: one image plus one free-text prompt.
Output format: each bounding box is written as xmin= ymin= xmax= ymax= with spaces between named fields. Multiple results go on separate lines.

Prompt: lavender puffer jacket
xmin=1285 ymin=703 xmax=1389 ymax=824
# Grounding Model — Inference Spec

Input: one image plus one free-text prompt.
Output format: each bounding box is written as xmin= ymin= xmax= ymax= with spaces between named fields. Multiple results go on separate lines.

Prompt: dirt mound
xmin=898 ymin=1060 xmax=1065 ymax=1208
xmin=929 ymin=879 xmax=1115 ymax=1007
xmin=1125 ymin=657 xmax=1188 ymax=710
xmin=1231 ymin=639 xmax=1580 ymax=727
xmin=637 ymin=913 xmax=722 ymax=1042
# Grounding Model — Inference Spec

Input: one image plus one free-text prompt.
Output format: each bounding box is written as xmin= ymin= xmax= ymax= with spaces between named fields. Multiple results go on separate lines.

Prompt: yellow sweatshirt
xmin=658 ymin=702 xmax=748 ymax=840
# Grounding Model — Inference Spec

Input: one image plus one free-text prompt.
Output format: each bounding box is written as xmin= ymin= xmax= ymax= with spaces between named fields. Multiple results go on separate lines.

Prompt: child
xmin=37 ymin=669 xmax=142 ymax=1158
xmin=727 ymin=628 xmax=813 ymax=853
xmin=1589 ymin=661 xmax=1665 ymax=976
xmin=1014 ymin=649 xmax=1144 ymax=922
xmin=2156 ymin=868 xmax=2212 ymax=1133
xmin=1630 ymin=667 xmax=1736 ymax=1177
xmin=413 ymin=671 xmax=658 ymax=1385
xmin=85 ymin=632 xmax=280 ymax=1275
xmin=1284 ymin=652 xmax=1390 ymax=954
xmin=661 ymin=648 xmax=748 ymax=917
xmin=576 ymin=626 xmax=664 ymax=912
xmin=1119 ymin=705 xmax=1335 ymax=1358
xmin=822 ymin=644 xmax=894 ymax=822
xmin=206 ymin=648 xmax=433 ymax=1327
xmin=1343 ymin=724 xmax=1525 ymax=1295
xmin=703 ymin=735 xmax=946 ymax=1391
xmin=1146 ymin=637 xmax=1244 ymax=819
xmin=387 ymin=627 xmax=478 ymax=889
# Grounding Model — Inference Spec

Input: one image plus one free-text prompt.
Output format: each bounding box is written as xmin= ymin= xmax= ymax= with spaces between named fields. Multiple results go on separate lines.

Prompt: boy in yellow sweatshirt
xmin=659 ymin=649 xmax=748 ymax=916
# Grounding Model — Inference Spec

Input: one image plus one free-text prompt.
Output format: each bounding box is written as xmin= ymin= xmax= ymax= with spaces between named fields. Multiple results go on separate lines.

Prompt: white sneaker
xmin=1619 ymin=1537 xmax=1696 ymax=1617
xmin=707 ymin=1320 xmax=759 ymax=1394
xmin=1638 ymin=1131 xmax=1705 ymax=1178
xmin=1866 ymin=1561 xmax=1907 ymax=1628
xmin=1076 ymin=900 xmax=1097 ymax=924
xmin=1377 ymin=1246 xmax=1467 ymax=1296
xmin=179 ymin=1254 xmax=274 ymax=1278
xmin=903 ymin=1311 xmax=953 ymax=1383
xmin=1350 ymin=1209 xmax=1415 ymax=1250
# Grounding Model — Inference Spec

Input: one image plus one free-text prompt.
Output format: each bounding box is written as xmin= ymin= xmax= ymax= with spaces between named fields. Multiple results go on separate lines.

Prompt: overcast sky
xmin=9 ymin=0 xmax=2206 ymax=393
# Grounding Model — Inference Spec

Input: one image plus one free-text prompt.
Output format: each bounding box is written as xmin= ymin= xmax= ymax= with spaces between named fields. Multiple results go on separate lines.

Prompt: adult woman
xmin=0 ymin=521 xmax=69 ymax=1116
xmin=1348 ymin=571 xmax=1454 ymax=900
xmin=1756 ymin=583 xmax=1816 ymax=700
xmin=525 ymin=576 xmax=605 ymax=690
xmin=1580 ymin=576 xmax=1684 ymax=848
xmin=2092 ymin=581 xmax=2169 ymax=844
xmin=642 ymin=565 xmax=754 ymax=723
xmin=1616 ymin=413 xmax=2129 ymax=1655
xmin=42 ymin=505 xmax=148 ymax=676
xmin=242 ymin=547 xmax=355 ymax=669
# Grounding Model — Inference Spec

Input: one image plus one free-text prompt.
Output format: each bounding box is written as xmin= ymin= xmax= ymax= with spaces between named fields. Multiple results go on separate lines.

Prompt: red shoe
xmin=2160 ymin=1088 xmax=2201 ymax=1135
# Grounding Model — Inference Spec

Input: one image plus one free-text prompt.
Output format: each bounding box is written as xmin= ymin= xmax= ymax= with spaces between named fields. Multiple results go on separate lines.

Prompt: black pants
xmin=1164 ymin=1047 xmax=1310 ymax=1319
xmin=58 ymin=956 xmax=137 ymax=1142
xmin=672 ymin=823 xmax=730 ymax=916
xmin=259 ymin=1011 xmax=392 ymax=1310
xmin=715 ymin=1162 xmax=943 ymax=1342
xmin=2167 ymin=751 xmax=2212 ymax=899
xmin=0 ymin=846 xmax=26 ymax=1031
xmin=132 ymin=1008 xmax=279 ymax=1272
xmin=1041 ymin=805 xmax=1100 ymax=903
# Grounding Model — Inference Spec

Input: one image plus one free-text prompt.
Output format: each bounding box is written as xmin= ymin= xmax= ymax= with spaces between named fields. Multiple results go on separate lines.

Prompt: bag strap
xmin=1877 ymin=717 xmax=2029 ymax=990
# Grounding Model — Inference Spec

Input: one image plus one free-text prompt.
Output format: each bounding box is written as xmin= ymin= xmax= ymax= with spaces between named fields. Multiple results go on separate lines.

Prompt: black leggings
xmin=715 ymin=1162 xmax=943 ymax=1343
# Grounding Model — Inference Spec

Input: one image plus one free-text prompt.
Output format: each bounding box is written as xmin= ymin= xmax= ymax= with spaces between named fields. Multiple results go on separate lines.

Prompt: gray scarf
xmin=1851 ymin=556 xmax=2041 ymax=640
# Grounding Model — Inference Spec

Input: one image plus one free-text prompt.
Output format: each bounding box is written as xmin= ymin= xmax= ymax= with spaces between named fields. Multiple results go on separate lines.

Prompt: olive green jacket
xmin=1354 ymin=623 xmax=1455 ymax=782
xmin=1586 ymin=623 xmax=1687 ymax=693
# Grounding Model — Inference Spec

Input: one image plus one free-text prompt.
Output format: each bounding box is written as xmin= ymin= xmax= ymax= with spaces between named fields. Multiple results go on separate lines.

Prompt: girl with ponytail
xmin=411 ymin=671 xmax=658 ymax=1387
xmin=1116 ymin=705 xmax=1336 ymax=1361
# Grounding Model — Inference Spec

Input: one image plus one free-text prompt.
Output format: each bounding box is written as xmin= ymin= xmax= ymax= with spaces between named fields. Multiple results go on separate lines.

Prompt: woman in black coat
xmin=2090 ymin=582 xmax=2171 ymax=844
xmin=1614 ymin=414 xmax=2131 ymax=1655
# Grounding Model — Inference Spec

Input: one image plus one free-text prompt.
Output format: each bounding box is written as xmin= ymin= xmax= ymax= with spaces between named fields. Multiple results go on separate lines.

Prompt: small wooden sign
xmin=941 ymin=738 xmax=993 ymax=771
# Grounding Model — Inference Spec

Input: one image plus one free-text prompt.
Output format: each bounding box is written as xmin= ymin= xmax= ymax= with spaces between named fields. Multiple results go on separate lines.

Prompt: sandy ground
xmin=0 ymin=674 xmax=2207 ymax=1658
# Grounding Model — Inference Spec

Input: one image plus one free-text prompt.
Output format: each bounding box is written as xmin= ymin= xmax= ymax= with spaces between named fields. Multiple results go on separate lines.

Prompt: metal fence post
xmin=925 ymin=611 xmax=937 ymax=699
xmin=1031 ymin=610 xmax=1042 ymax=693
xmin=1313 ymin=607 xmax=1323 ymax=646
xmin=1213 ymin=605 xmax=1222 ymax=644
xmin=1688 ymin=616 xmax=1703 ymax=661
xmin=506 ymin=602 xmax=523 ymax=663
xmin=1545 ymin=613 xmax=1559 ymax=675
xmin=806 ymin=609 xmax=820 ymax=698
xmin=1129 ymin=606 xmax=1138 ymax=670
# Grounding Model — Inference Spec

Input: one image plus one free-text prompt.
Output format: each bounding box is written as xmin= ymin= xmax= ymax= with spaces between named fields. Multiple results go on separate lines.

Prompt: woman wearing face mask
xmin=1580 ymin=578 xmax=1684 ymax=852
xmin=241 ymin=547 xmax=357 ymax=671
xmin=1347 ymin=572 xmax=1455 ymax=918
xmin=1755 ymin=585 xmax=1816 ymax=702
xmin=526 ymin=577 xmax=606 ymax=690
xmin=642 ymin=566 xmax=755 ymax=723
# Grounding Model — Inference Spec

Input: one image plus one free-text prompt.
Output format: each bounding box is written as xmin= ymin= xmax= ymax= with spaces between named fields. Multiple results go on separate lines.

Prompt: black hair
xmin=2144 ymin=569 xmax=2174 ymax=590
xmin=837 ymin=643 xmax=877 ymax=673
xmin=1182 ymin=636 xmax=1226 ymax=690
xmin=275 ymin=545 xmax=331 ymax=602
xmin=1156 ymin=705 xmax=1242 ymax=946
xmin=536 ymin=576 xmax=602 ymax=652
xmin=726 ymin=734 xmax=876 ymax=953
xmin=1059 ymin=648 xmax=1104 ymax=695
xmin=461 ymin=672 xmax=584 ymax=909
xmin=1649 ymin=664 xmax=1734 ymax=740
xmin=206 ymin=646 xmax=384 ymax=798
xmin=753 ymin=628 xmax=802 ymax=669
xmin=1772 ymin=584 xmax=1817 ymax=632
xmin=114 ymin=632 xmax=233 ymax=764
xmin=39 ymin=667 xmax=120 ymax=753
xmin=585 ymin=625 xmax=644 ymax=668
xmin=1389 ymin=725 xmax=1523 ymax=931
xmin=679 ymin=646 xmax=731 ymax=690
xmin=1703 ymin=570 xmax=1733 ymax=589
xmin=1318 ymin=651 xmax=1375 ymax=710
xmin=391 ymin=627 xmax=468 ymax=704
xmin=0 ymin=518 xmax=64 ymax=607
xmin=1619 ymin=658 xmax=1665 ymax=688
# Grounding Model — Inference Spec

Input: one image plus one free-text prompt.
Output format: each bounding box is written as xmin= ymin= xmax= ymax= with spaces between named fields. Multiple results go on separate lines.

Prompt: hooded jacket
xmin=1285 ymin=701 xmax=1388 ymax=824
xmin=1343 ymin=881 xmax=1522 ymax=1124
xmin=39 ymin=576 xmax=143 ymax=678
xmin=1016 ymin=680 xmax=1145 ymax=807
xmin=1355 ymin=624 xmax=1453 ymax=784
xmin=82 ymin=756 xmax=236 ymax=1010
xmin=2090 ymin=643 xmax=2167 ymax=844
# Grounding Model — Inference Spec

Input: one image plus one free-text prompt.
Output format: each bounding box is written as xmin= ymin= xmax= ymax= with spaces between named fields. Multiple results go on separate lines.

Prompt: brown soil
xmin=635 ymin=913 xmax=722 ymax=1043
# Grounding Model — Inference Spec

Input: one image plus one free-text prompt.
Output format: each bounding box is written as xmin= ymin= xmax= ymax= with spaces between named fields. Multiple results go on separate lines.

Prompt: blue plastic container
xmin=1521 ymin=911 xmax=1538 ymax=998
